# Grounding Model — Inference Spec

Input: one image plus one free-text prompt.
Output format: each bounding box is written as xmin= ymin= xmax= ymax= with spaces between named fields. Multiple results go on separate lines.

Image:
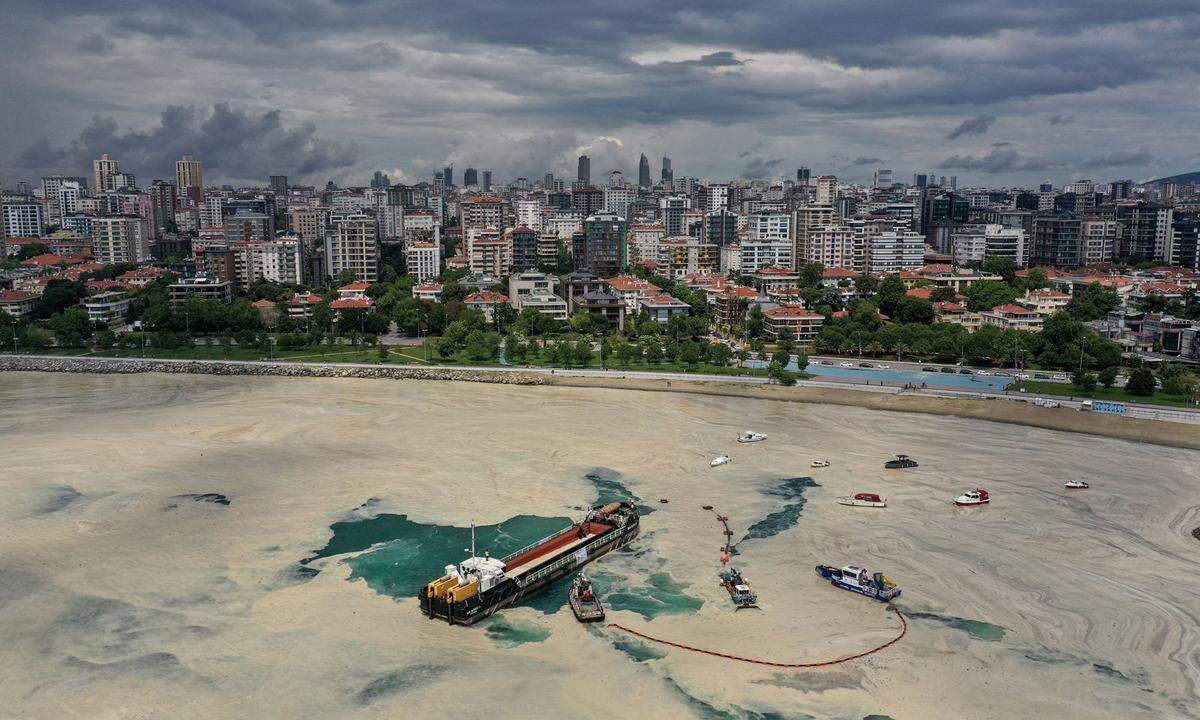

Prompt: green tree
xmin=767 ymin=361 xmax=796 ymax=385
xmin=708 ymin=343 xmax=732 ymax=367
xmin=377 ymin=345 xmax=389 ymax=362
xmin=1124 ymin=367 xmax=1157 ymax=396
xmin=855 ymin=274 xmax=879 ymax=297
xmin=981 ymin=256 xmax=1018 ymax=284
xmin=875 ymin=275 xmax=908 ymax=316
xmin=1162 ymin=369 xmax=1199 ymax=397
xmin=1071 ymin=370 xmax=1097 ymax=392
xmin=47 ymin=308 xmax=94 ymax=347
xmin=793 ymin=347 xmax=809 ymax=374
xmin=799 ymin=262 xmax=825 ymax=288
xmin=644 ymin=341 xmax=663 ymax=364
xmin=964 ymin=281 xmax=1019 ymax=312
xmin=1097 ymin=366 xmax=1119 ymax=388
xmin=894 ymin=297 xmax=935 ymax=324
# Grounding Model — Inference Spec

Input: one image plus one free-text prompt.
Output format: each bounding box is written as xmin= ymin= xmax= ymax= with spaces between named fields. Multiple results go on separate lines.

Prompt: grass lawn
xmin=1010 ymin=380 xmax=1199 ymax=409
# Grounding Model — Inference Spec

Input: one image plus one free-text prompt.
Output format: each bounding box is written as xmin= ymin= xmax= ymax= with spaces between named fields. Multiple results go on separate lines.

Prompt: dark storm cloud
xmin=1081 ymin=145 xmax=1152 ymax=168
xmin=946 ymin=115 xmax=997 ymax=140
xmin=4 ymin=1 xmax=1200 ymax=182
xmin=937 ymin=147 xmax=1060 ymax=174
xmin=17 ymin=104 xmax=359 ymax=182
xmin=740 ymin=157 xmax=784 ymax=179
xmin=848 ymin=156 xmax=884 ymax=166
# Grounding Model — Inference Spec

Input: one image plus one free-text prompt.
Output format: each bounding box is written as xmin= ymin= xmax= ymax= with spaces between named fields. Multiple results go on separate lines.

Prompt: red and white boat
xmin=837 ymin=492 xmax=887 ymax=508
xmin=954 ymin=489 xmax=990 ymax=506
xmin=1065 ymin=480 xmax=1089 ymax=490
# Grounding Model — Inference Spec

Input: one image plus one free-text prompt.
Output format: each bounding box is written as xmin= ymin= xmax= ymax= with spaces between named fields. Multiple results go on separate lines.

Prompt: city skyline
xmin=4 ymin=2 xmax=1200 ymax=187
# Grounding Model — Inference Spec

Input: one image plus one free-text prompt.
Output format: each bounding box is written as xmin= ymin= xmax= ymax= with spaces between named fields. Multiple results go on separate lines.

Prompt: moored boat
xmin=836 ymin=492 xmax=887 ymax=508
xmin=884 ymin=454 xmax=918 ymax=469
xmin=954 ymin=488 xmax=990 ymax=506
xmin=811 ymin=459 xmax=831 ymax=468
xmin=720 ymin=567 xmax=759 ymax=609
xmin=711 ymin=455 xmax=731 ymax=467
xmin=419 ymin=502 xmax=639 ymax=626
xmin=568 ymin=574 xmax=604 ymax=622
xmin=815 ymin=564 xmax=900 ymax=601
xmin=1065 ymin=480 xmax=1089 ymax=490
xmin=737 ymin=431 xmax=767 ymax=443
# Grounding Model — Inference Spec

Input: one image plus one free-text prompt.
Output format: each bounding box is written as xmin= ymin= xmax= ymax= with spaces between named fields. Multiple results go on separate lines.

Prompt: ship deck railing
xmin=512 ymin=531 xmax=618 ymax=588
xmin=501 ymin=526 xmax=577 ymax=564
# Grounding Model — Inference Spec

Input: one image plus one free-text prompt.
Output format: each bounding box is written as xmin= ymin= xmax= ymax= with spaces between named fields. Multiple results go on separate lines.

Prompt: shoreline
xmin=3 ymin=354 xmax=1197 ymax=450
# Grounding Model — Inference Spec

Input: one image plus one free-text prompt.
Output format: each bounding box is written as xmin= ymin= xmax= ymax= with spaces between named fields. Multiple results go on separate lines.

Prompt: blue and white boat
xmin=815 ymin=564 xmax=901 ymax=602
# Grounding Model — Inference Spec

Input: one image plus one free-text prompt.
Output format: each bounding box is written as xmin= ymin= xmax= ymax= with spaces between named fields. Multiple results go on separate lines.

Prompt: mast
xmin=471 ymin=521 xmax=476 ymax=558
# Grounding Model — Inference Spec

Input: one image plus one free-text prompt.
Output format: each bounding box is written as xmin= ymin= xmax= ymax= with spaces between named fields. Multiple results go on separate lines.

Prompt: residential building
xmin=510 ymin=227 xmax=539 ymax=272
xmin=951 ymin=224 xmax=1026 ymax=267
xmin=605 ymin=275 xmax=661 ymax=314
xmin=169 ymin=275 xmax=232 ymax=304
xmin=466 ymin=227 xmax=512 ymax=275
xmin=573 ymin=291 xmax=625 ymax=330
xmin=459 ymin=196 xmax=506 ymax=230
xmin=175 ymin=154 xmax=204 ymax=203
xmin=866 ymin=231 xmax=925 ymax=274
xmin=1022 ymin=289 xmax=1070 ymax=316
xmin=1080 ymin=217 xmax=1120 ymax=266
xmin=2 ymin=202 xmax=45 ymax=238
xmin=639 ymin=294 xmax=691 ymax=324
xmin=659 ymin=196 xmax=691 ymax=236
xmin=572 ymin=213 xmax=628 ymax=277
xmin=604 ymin=187 xmax=632 ymax=219
xmin=793 ymin=204 xmax=838 ymax=264
xmin=91 ymin=216 xmax=151 ymax=264
xmin=747 ymin=267 xmax=800 ymax=295
xmin=0 ymin=290 xmax=39 ymax=318
xmin=514 ymin=199 xmax=543 ymax=231
xmin=464 ymin=290 xmax=509 ymax=322
xmin=629 ymin=223 xmax=665 ymax=265
xmin=406 ymin=241 xmax=440 ymax=282
xmin=737 ymin=240 xmax=793 ymax=273
xmin=980 ymin=303 xmax=1044 ymax=331
xmin=764 ymin=306 xmax=825 ymax=341
xmin=238 ymin=236 xmax=304 ymax=287
xmin=814 ymin=176 xmax=837 ymax=205
xmin=83 ymin=290 xmax=131 ymax=327
xmin=92 ymin=154 xmax=120 ymax=194
xmin=287 ymin=207 xmax=326 ymax=250
xmin=326 ymin=214 xmax=379 ymax=282
xmin=411 ymin=282 xmax=443 ymax=303
xmin=223 ymin=211 xmax=274 ymax=244
xmin=516 ymin=291 xmax=569 ymax=321
xmin=657 ymin=236 xmax=718 ymax=277
xmin=1030 ymin=213 xmax=1082 ymax=269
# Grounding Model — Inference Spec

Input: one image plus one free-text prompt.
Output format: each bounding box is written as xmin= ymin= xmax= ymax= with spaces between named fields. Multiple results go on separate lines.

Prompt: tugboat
xmin=815 ymin=564 xmax=901 ymax=602
xmin=737 ymin=431 xmax=767 ymax=443
xmin=954 ymin=488 xmax=990 ymax=506
xmin=810 ymin=459 xmax=831 ymax=468
xmin=884 ymin=454 xmax=919 ymax=469
xmin=836 ymin=492 xmax=887 ymax=508
xmin=1065 ymin=480 xmax=1090 ymax=490
xmin=568 ymin=574 xmax=604 ymax=622
xmin=720 ymin=567 xmax=759 ymax=609
xmin=419 ymin=502 xmax=639 ymax=626
xmin=710 ymin=455 xmax=731 ymax=467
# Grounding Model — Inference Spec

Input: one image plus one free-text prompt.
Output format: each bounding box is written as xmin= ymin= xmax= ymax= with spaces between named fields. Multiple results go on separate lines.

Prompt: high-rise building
xmin=659 ymin=196 xmax=691 ymax=236
xmin=223 ymin=211 xmax=274 ymax=244
xmin=91 ymin=216 xmax=151 ymax=264
xmin=815 ymin=176 xmax=838 ymax=205
xmin=463 ymin=167 xmax=479 ymax=187
xmin=1171 ymin=214 xmax=1200 ymax=271
xmin=148 ymin=181 xmax=178 ymax=232
xmin=459 ymin=196 xmax=506 ymax=230
xmin=442 ymin=166 xmax=454 ymax=187
xmin=951 ymin=224 xmax=1027 ymax=267
xmin=873 ymin=169 xmax=893 ymax=187
xmin=1080 ymin=217 xmax=1119 ymax=266
xmin=796 ymin=167 xmax=811 ymax=185
xmin=866 ymin=231 xmax=925 ymax=274
xmin=571 ymin=186 xmax=605 ymax=217
xmin=576 ymin=155 xmax=590 ymax=186
xmin=572 ymin=213 xmax=628 ymax=277
xmin=1030 ymin=213 xmax=1082 ymax=268
xmin=1109 ymin=180 xmax=1132 ymax=200
xmin=270 ymin=175 xmax=288 ymax=198
xmin=371 ymin=170 xmax=390 ymax=188
xmin=2 ymin=202 xmax=45 ymax=238
xmin=326 ymin=214 xmax=379 ymax=282
xmin=510 ymin=227 xmax=539 ymax=272
xmin=913 ymin=174 xmax=928 ymax=188
xmin=176 ymin=154 xmax=204 ymax=203
xmin=638 ymin=154 xmax=651 ymax=188
xmin=93 ymin=154 xmax=120 ymax=194
xmin=481 ymin=170 xmax=492 ymax=192
xmin=661 ymin=156 xmax=673 ymax=183
xmin=406 ymin=241 xmax=441 ymax=281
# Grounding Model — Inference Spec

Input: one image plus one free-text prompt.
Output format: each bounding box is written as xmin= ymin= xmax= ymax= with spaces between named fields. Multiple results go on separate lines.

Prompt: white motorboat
xmin=737 ymin=431 xmax=767 ymax=443
xmin=810 ymin=459 xmax=831 ymax=468
xmin=1065 ymin=480 xmax=1090 ymax=490
xmin=954 ymin=488 xmax=990 ymax=506
xmin=711 ymin=455 xmax=731 ymax=467
xmin=836 ymin=493 xmax=887 ymax=508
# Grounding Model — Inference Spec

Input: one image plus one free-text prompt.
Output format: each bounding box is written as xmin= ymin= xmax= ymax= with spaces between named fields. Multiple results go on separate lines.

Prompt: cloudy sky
xmin=3 ymin=1 xmax=1199 ymax=189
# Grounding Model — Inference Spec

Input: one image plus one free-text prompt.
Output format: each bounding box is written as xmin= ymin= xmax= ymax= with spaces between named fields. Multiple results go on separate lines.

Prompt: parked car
xmin=922 ymin=366 xmax=938 ymax=372
xmin=1034 ymin=373 xmax=1050 ymax=380
xmin=839 ymin=362 xmax=855 ymax=368
xmin=976 ymin=370 xmax=991 ymax=376
xmin=1015 ymin=372 xmax=1030 ymax=379
xmin=1052 ymin=374 xmax=1067 ymax=381
xmin=959 ymin=368 xmax=974 ymax=375
xmin=819 ymin=360 xmax=833 ymax=365
xmin=876 ymin=364 xmax=891 ymax=369
xmin=859 ymin=362 xmax=874 ymax=368
xmin=940 ymin=367 xmax=957 ymax=374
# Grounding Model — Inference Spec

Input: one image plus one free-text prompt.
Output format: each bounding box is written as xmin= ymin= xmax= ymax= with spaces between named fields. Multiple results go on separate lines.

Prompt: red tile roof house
xmin=464 ymin=290 xmax=509 ymax=322
xmin=764 ymin=305 xmax=825 ymax=341
xmin=0 ymin=290 xmax=41 ymax=318
xmin=980 ymin=303 xmax=1044 ymax=331
xmin=287 ymin=291 xmax=324 ymax=319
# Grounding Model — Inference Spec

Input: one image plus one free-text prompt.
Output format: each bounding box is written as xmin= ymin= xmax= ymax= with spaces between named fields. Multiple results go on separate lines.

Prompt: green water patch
xmin=165 ymin=492 xmax=230 ymax=510
xmin=741 ymin=477 xmax=819 ymax=542
xmin=304 ymin=513 xmax=569 ymax=598
xmin=863 ymin=716 xmax=897 ymax=720
xmin=602 ymin=571 xmax=704 ymax=620
xmin=582 ymin=468 xmax=656 ymax=515
xmin=903 ymin=611 xmax=1006 ymax=642
xmin=1092 ymin=662 xmax=1149 ymax=688
xmin=354 ymin=664 xmax=447 ymax=705
xmin=608 ymin=633 xmax=668 ymax=662
xmin=663 ymin=676 xmax=811 ymax=720
xmin=483 ymin=615 xmax=551 ymax=647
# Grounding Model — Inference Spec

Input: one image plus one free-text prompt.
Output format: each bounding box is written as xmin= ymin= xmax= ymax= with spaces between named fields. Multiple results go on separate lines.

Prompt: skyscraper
xmin=463 ymin=167 xmax=479 ymax=187
xmin=815 ymin=175 xmax=838 ymax=205
xmin=176 ymin=154 xmax=204 ymax=203
xmin=443 ymin=166 xmax=454 ymax=186
xmin=371 ymin=170 xmax=390 ymax=188
xmin=577 ymin=155 xmax=590 ymax=185
xmin=638 ymin=154 xmax=651 ymax=188
xmin=93 ymin=153 xmax=120 ymax=194
xmin=796 ymin=166 xmax=811 ymax=185
xmin=481 ymin=170 xmax=492 ymax=192
xmin=661 ymin=156 xmax=673 ymax=183
xmin=270 ymin=175 xmax=288 ymax=198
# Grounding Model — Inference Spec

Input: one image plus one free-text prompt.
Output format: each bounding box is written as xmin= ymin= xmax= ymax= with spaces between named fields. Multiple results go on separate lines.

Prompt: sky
xmin=3 ymin=1 xmax=1199 ymax=189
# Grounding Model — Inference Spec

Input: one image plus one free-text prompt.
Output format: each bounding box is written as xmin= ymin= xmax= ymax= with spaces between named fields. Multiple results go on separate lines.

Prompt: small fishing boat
xmin=815 ymin=564 xmax=900 ymax=601
xmin=836 ymin=492 xmax=887 ymax=508
xmin=1065 ymin=480 xmax=1090 ymax=490
xmin=568 ymin=574 xmax=604 ymax=622
xmin=954 ymin=488 xmax=990 ymax=506
xmin=719 ymin=567 xmax=759 ymax=609
xmin=810 ymin=459 xmax=831 ymax=468
xmin=884 ymin=454 xmax=918 ymax=469
xmin=737 ymin=431 xmax=767 ymax=443
xmin=710 ymin=455 xmax=731 ymax=467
